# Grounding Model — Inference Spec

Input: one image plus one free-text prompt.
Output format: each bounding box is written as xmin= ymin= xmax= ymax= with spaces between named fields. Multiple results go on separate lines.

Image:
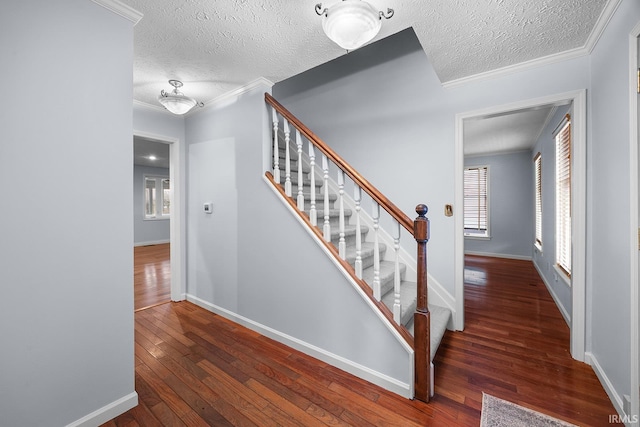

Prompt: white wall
xmin=464 ymin=151 xmax=534 ymax=259
xmin=184 ymin=85 xmax=414 ymax=396
xmin=134 ymin=165 xmax=170 ymax=246
xmin=0 ymin=1 xmax=137 ymax=425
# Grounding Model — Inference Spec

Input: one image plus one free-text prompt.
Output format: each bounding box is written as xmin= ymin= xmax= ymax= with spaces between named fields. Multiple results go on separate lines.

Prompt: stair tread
xmin=406 ymin=304 xmax=451 ymax=362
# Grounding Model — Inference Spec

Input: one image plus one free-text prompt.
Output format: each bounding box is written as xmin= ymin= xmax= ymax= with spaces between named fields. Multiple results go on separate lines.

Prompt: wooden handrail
xmin=266 ymin=93 xmax=431 ymax=403
xmin=265 ymin=93 xmax=413 ymax=233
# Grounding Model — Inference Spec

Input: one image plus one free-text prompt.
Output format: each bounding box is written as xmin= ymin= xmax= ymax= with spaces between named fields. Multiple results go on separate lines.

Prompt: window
xmin=145 ymin=176 xmax=170 ymax=219
xmin=534 ymin=153 xmax=542 ymax=249
xmin=555 ymin=115 xmax=571 ymax=277
xmin=464 ymin=166 xmax=489 ymax=238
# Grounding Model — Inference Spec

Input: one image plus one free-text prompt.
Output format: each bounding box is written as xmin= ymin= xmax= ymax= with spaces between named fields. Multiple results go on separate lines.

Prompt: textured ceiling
xmin=463 ymin=106 xmax=556 ymax=156
xmin=122 ymin=0 xmax=610 ymax=109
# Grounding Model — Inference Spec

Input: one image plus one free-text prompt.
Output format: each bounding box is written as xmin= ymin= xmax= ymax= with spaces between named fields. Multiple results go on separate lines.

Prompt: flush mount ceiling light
xmin=158 ymin=80 xmax=203 ymax=115
xmin=315 ymin=0 xmax=394 ymax=51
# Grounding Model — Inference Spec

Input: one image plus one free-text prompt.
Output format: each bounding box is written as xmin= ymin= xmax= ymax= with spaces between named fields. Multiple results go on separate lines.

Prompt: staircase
xmin=265 ymin=93 xmax=451 ymax=401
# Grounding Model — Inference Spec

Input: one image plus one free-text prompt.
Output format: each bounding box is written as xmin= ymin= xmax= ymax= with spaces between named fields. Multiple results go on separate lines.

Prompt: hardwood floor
xmin=135 ymin=243 xmax=171 ymax=311
xmin=106 ymin=254 xmax=621 ymax=426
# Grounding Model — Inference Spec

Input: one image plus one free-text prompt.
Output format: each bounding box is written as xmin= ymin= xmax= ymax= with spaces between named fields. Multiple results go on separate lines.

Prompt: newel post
xmin=413 ymin=204 xmax=431 ymax=402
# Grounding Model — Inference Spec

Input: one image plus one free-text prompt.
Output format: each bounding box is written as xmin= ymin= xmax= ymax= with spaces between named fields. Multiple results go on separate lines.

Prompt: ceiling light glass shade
xmin=321 ymin=1 xmax=382 ymax=50
xmin=158 ymin=80 xmax=201 ymax=115
xmin=158 ymin=93 xmax=197 ymax=115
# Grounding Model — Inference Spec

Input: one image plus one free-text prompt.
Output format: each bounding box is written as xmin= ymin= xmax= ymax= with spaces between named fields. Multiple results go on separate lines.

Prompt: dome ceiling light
xmin=157 ymin=80 xmax=203 ymax=115
xmin=315 ymin=0 xmax=394 ymax=51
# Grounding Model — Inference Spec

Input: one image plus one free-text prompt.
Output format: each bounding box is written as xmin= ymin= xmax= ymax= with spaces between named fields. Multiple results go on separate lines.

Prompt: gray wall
xmin=0 ymin=1 xmax=136 ymax=425
xmin=531 ymin=105 xmax=572 ymax=318
xmin=272 ymin=1 xmax=640 ymax=409
xmin=589 ymin=0 xmax=638 ymax=403
xmin=134 ymin=165 xmax=170 ymax=246
xmin=185 ymin=85 xmax=413 ymax=390
xmin=464 ymin=151 xmax=534 ymax=259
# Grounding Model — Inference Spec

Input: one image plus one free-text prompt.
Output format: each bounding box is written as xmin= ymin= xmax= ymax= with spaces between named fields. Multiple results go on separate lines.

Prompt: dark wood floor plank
xmin=104 ymin=253 xmax=622 ymax=427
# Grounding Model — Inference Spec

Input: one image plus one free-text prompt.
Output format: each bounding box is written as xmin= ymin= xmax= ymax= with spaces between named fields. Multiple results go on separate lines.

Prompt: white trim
xmin=186 ymin=292 xmax=414 ymax=399
xmin=133 ymin=100 xmax=168 ymax=114
xmin=443 ymin=0 xmax=621 ymax=89
xmin=91 ymin=0 xmax=142 ymax=25
xmin=533 ymin=261 xmax=571 ymax=326
xmin=586 ymin=351 xmax=627 ymax=421
xmin=133 ymin=78 xmax=274 ymax=116
xmin=134 ymin=239 xmax=170 ymax=247
xmin=133 ymin=130 xmax=186 ymax=302
xmin=584 ymin=0 xmax=623 ymax=53
xmin=65 ymin=392 xmax=138 ymax=427
xmin=464 ymin=251 xmax=532 ymax=261
xmin=629 ymin=19 xmax=640 ymax=425
xmin=455 ymin=90 xmax=587 ymax=360
xmin=198 ymin=77 xmax=274 ymax=113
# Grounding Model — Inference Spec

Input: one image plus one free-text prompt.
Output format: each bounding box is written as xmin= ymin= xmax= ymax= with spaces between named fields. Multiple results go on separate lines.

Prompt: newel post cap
xmin=414 ymin=204 xmax=429 ymax=242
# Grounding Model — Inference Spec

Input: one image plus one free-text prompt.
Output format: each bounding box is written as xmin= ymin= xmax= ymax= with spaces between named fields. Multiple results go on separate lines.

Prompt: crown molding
xmin=133 ymin=99 xmax=170 ymax=114
xmin=443 ymin=0 xmax=621 ymax=89
xmin=442 ymin=46 xmax=587 ymax=88
xmin=584 ymin=0 xmax=622 ymax=53
xmin=132 ymin=77 xmax=275 ymax=116
xmin=92 ymin=0 xmax=143 ymax=25
xmin=197 ymin=77 xmax=275 ymax=113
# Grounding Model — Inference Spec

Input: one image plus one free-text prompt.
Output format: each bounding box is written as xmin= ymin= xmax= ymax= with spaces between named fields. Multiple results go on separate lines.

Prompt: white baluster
xmin=393 ymin=222 xmax=401 ymax=324
xmin=372 ymin=203 xmax=381 ymax=300
xmin=308 ymin=144 xmax=317 ymax=226
xmin=354 ymin=186 xmax=362 ymax=279
xmin=322 ymin=155 xmax=331 ymax=241
xmin=272 ymin=107 xmax=280 ymax=184
xmin=338 ymin=170 xmax=346 ymax=259
xmin=284 ymin=121 xmax=291 ymax=197
xmin=296 ymin=130 xmax=304 ymax=210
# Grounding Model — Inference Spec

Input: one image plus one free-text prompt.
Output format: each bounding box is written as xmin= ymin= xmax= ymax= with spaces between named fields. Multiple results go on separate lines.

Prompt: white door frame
xmin=628 ymin=20 xmax=640 ymax=422
xmin=454 ymin=90 xmax=587 ymax=361
xmin=133 ymin=130 xmax=186 ymax=301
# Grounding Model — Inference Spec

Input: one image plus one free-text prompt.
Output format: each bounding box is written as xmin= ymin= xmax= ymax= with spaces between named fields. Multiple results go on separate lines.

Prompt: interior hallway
xmin=108 ymin=252 xmax=620 ymax=425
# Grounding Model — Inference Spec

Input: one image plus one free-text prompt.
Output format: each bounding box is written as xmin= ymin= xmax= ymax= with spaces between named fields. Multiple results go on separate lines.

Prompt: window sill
xmin=534 ymin=242 xmax=542 ymax=253
xmin=553 ymin=264 xmax=571 ymax=287
xmin=464 ymin=235 xmax=490 ymax=240
xmin=144 ymin=216 xmax=170 ymax=221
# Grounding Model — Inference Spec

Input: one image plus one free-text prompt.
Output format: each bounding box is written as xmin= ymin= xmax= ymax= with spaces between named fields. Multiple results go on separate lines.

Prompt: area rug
xmin=480 ymin=393 xmax=578 ymax=427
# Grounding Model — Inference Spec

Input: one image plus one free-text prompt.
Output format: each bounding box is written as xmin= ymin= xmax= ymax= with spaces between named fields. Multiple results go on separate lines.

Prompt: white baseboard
xmin=464 ymin=250 xmax=532 ymax=261
xmin=185 ymin=293 xmax=413 ymax=399
xmin=66 ymin=392 xmax=138 ymax=427
xmin=533 ymin=262 xmax=571 ymax=326
xmin=585 ymin=352 xmax=626 ymax=422
xmin=134 ymin=239 xmax=170 ymax=247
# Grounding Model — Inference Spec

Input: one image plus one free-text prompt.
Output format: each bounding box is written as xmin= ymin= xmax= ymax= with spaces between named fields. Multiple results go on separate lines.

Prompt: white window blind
xmin=534 ymin=152 xmax=542 ymax=247
xmin=464 ymin=166 xmax=488 ymax=237
xmin=555 ymin=115 xmax=571 ymax=277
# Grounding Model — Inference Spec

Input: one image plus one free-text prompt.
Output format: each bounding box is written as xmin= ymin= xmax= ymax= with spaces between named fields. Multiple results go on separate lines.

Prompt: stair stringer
xmin=262 ymin=173 xmax=416 ymax=399
xmin=303 ymin=162 xmax=458 ymax=331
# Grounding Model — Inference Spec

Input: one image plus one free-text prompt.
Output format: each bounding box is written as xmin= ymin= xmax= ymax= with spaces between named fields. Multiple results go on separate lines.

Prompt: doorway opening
xmin=454 ymin=90 xmax=587 ymax=361
xmin=133 ymin=131 xmax=185 ymax=309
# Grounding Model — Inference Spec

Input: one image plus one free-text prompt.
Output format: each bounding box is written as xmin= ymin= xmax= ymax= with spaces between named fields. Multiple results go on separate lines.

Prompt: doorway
xmin=133 ymin=130 xmax=185 ymax=304
xmin=454 ymin=90 xmax=587 ymax=361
